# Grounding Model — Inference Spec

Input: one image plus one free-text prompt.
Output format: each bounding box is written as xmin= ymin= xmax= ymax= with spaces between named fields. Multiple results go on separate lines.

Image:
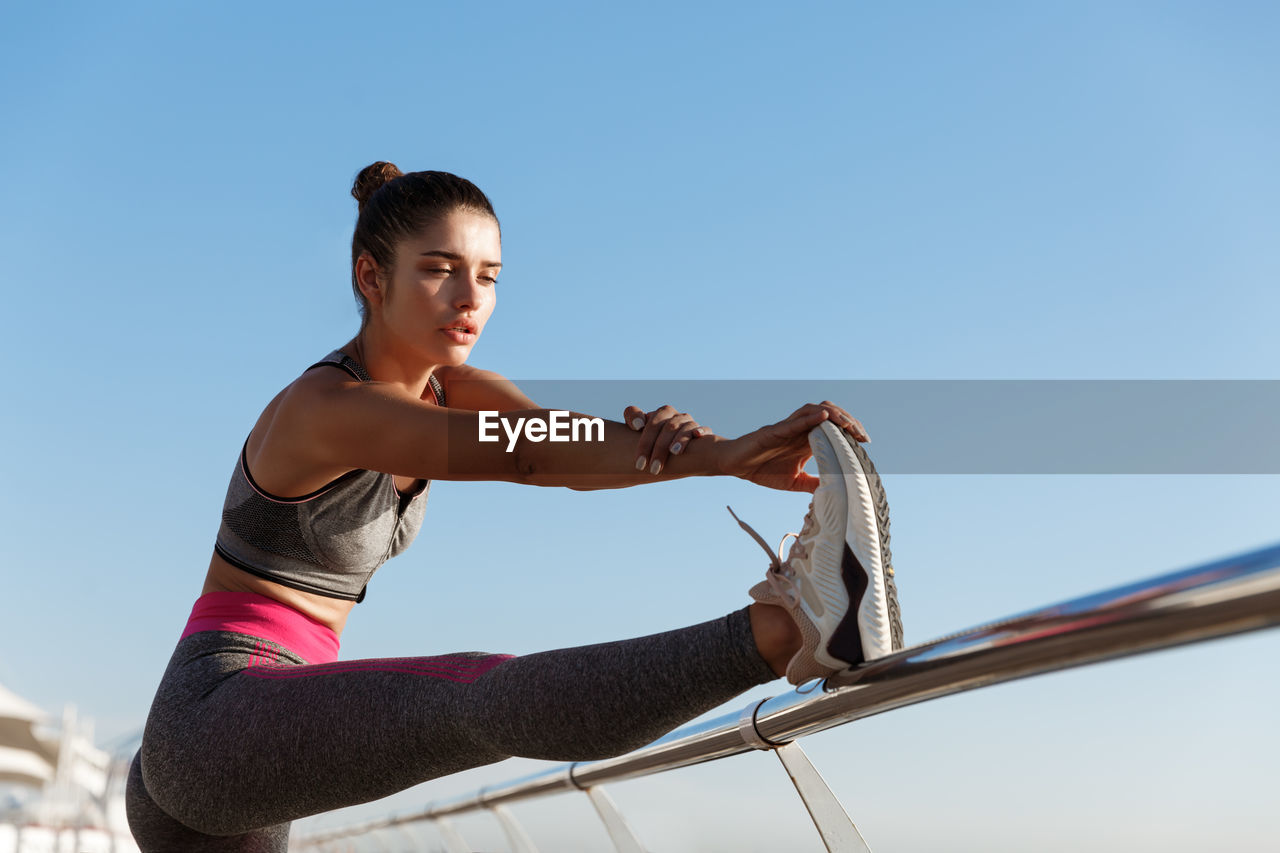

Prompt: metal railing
xmin=294 ymin=541 xmax=1280 ymax=852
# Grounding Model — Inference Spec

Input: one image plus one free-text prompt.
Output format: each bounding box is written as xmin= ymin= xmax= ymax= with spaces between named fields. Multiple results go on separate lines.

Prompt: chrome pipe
xmin=756 ymin=541 xmax=1280 ymax=744
xmin=475 ymin=767 xmax=575 ymax=806
xmin=574 ymin=542 xmax=1280 ymax=786
xmin=295 ymin=541 xmax=1280 ymax=845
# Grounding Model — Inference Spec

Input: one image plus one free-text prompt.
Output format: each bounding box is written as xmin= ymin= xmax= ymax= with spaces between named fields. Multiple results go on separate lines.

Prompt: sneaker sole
xmin=808 ymin=422 xmax=902 ymax=669
xmin=846 ymin=426 xmax=904 ymax=655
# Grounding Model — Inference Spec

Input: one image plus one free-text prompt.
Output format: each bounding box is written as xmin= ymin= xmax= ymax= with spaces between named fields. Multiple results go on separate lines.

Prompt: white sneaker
xmin=732 ymin=421 xmax=902 ymax=684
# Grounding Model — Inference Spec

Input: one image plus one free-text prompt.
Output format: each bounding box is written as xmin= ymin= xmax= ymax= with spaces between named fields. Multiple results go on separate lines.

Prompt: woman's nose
xmin=451 ymin=275 xmax=486 ymax=310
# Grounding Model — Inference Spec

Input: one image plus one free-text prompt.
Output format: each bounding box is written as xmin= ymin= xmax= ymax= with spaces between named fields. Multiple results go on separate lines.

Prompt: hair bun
xmin=351 ymin=161 xmax=404 ymax=211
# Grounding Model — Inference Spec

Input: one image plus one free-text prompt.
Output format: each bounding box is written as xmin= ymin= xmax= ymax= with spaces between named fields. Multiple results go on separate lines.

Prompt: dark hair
xmin=349 ymin=162 xmax=499 ymax=326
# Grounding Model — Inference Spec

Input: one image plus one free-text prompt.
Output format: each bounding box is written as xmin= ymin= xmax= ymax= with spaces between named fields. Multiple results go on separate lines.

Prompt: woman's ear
xmin=354 ymin=253 xmax=385 ymax=310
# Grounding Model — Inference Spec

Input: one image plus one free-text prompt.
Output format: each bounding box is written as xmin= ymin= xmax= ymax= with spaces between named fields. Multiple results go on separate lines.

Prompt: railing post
xmin=432 ymin=817 xmax=471 ymax=853
xmin=488 ymin=804 xmax=539 ymax=853
xmin=397 ymin=823 xmax=427 ymax=852
xmin=583 ymin=785 xmax=646 ymax=853
xmin=740 ymin=697 xmax=872 ymax=853
xmin=774 ymin=741 xmax=872 ymax=853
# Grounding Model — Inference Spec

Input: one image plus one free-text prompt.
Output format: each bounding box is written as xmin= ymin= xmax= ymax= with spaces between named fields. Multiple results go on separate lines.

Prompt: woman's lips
xmin=441 ymin=328 xmax=477 ymax=344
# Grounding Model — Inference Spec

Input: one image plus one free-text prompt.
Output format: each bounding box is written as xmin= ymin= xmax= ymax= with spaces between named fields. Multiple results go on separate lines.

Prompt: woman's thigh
xmin=139 ymin=633 xmax=514 ymax=836
xmin=126 ymin=752 xmax=291 ymax=853
xmin=135 ymin=610 xmax=769 ymax=839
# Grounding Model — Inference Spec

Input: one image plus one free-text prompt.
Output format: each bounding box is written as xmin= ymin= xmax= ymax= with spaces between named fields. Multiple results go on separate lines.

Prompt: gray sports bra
xmin=212 ymin=350 xmax=446 ymax=603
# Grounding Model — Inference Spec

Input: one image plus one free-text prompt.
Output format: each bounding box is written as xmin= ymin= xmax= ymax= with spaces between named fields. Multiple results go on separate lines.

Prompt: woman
xmin=125 ymin=162 xmax=902 ymax=851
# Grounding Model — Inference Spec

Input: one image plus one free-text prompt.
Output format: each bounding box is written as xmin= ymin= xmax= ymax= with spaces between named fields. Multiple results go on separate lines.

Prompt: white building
xmin=0 ymin=683 xmax=137 ymax=853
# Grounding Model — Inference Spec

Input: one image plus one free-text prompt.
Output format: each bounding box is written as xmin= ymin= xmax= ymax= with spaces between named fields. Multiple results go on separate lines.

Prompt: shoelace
xmin=728 ymin=505 xmax=832 ymax=695
xmin=726 ymin=505 xmax=819 ymax=609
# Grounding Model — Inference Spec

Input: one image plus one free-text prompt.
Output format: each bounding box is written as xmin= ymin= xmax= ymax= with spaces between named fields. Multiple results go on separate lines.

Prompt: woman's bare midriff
xmin=202 ymin=552 xmax=356 ymax=637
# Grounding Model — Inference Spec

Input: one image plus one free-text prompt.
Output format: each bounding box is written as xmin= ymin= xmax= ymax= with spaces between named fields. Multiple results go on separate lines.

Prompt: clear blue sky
xmin=2 ymin=2 xmax=1278 ymax=850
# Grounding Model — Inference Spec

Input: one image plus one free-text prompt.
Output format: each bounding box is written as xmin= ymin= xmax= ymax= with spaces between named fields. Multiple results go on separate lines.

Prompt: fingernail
xmin=630 ymin=418 xmax=644 ymax=430
xmin=697 ymin=426 xmax=710 ymax=435
xmin=670 ymin=442 xmax=682 ymax=454
xmin=636 ymin=456 xmax=647 ymax=471
xmin=650 ymin=459 xmax=662 ymax=475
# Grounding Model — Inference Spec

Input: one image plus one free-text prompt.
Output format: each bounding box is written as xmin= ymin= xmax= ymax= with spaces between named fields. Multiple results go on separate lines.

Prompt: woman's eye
xmin=480 ymin=276 xmax=498 ymax=284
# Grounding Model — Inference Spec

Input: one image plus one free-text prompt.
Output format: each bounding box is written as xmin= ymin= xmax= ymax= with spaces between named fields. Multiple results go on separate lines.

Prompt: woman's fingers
xmin=624 ymin=404 xmax=666 ymax=473
xmin=623 ymin=399 xmax=863 ymax=483
xmin=637 ymin=406 xmax=676 ymax=474
xmin=650 ymin=414 xmax=691 ymax=475
xmin=770 ymin=405 xmax=830 ymax=442
xmin=831 ymin=407 xmax=870 ymax=442
xmin=623 ymin=404 xmax=711 ymax=475
xmin=667 ymin=421 xmax=704 ymax=457
xmin=783 ymin=401 xmax=870 ymax=443
xmin=817 ymin=400 xmax=870 ymax=442
xmin=623 ymin=404 xmax=648 ymax=432
xmin=649 ymin=411 xmax=710 ymax=475
xmin=725 ymin=401 xmax=873 ymax=493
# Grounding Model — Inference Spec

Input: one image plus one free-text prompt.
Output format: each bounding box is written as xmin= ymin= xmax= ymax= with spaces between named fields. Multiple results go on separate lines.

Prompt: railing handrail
xmin=296 ymin=541 xmax=1280 ymax=846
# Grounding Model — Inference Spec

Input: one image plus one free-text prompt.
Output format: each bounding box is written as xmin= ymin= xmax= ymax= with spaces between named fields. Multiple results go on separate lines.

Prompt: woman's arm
xmin=278 ymin=370 xmax=729 ymax=489
xmin=435 ymin=365 xmax=715 ymax=483
xmin=279 ymin=368 xmax=853 ymax=493
xmin=433 ymin=364 xmax=539 ymax=411
xmin=519 ymin=401 xmax=854 ymax=492
xmin=489 ymin=410 xmax=731 ymax=490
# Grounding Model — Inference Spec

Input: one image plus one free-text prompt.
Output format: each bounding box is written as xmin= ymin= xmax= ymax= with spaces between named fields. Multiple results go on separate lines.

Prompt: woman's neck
xmin=345 ymin=331 xmax=438 ymax=399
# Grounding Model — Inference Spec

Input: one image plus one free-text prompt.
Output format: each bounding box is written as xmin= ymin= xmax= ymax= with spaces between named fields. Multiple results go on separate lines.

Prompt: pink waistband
xmin=180 ymin=591 xmax=341 ymax=664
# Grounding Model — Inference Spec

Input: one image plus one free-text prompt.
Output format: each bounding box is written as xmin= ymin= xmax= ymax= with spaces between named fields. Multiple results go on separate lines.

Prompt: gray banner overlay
xmin=445 ymin=380 xmax=1280 ymax=474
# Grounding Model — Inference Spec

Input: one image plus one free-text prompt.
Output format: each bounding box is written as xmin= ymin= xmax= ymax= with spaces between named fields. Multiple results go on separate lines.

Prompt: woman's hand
xmin=623 ymin=404 xmax=712 ymax=476
xmin=717 ymin=402 xmax=870 ymax=493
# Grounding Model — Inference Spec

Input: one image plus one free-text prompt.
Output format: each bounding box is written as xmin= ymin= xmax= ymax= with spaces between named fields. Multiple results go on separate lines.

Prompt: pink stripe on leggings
xmin=180 ymin=591 xmax=341 ymax=664
xmin=243 ymin=653 xmax=515 ymax=683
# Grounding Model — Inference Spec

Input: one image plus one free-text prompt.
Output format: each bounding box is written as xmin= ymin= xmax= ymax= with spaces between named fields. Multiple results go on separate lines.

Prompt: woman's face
xmin=376 ymin=208 xmax=502 ymax=367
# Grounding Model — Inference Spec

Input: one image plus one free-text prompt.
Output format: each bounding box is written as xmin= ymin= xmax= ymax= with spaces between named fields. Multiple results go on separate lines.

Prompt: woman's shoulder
xmin=247 ymin=353 xmax=372 ymax=443
xmin=433 ymin=365 xmax=538 ymax=412
xmin=306 ymin=350 xmax=370 ymax=381
xmin=254 ymin=359 xmax=356 ymax=428
xmin=241 ymin=357 xmax=381 ymax=495
xmin=434 ymin=364 xmax=502 ymax=384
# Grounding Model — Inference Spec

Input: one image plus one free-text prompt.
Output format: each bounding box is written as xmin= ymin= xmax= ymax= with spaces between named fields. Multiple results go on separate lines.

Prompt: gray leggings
xmin=126 ymin=608 xmax=774 ymax=852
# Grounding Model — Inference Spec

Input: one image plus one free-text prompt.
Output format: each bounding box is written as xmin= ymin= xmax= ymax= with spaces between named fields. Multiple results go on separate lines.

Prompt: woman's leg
xmin=131 ymin=607 xmax=778 ymax=844
xmin=126 ymin=753 xmax=290 ymax=853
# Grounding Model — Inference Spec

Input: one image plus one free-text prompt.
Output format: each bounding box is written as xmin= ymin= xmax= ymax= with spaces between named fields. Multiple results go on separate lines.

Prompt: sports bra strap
xmin=307 ymin=350 xmax=446 ymax=406
xmin=427 ymin=373 xmax=446 ymax=407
